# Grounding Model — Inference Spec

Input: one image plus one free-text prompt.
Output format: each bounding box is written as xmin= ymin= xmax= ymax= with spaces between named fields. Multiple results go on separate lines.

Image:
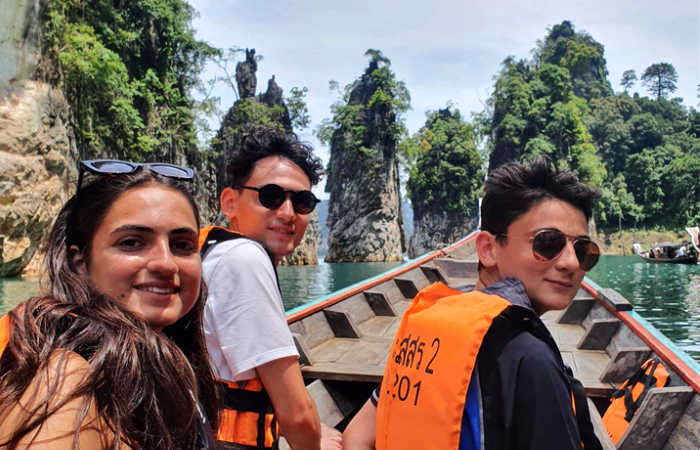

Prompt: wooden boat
xmin=285 ymin=232 xmax=700 ymax=449
xmin=633 ymin=242 xmax=699 ymax=265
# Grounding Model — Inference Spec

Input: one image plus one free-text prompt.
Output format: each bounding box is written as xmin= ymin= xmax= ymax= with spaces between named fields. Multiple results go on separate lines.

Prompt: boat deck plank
xmin=356 ymin=316 xmax=399 ymax=337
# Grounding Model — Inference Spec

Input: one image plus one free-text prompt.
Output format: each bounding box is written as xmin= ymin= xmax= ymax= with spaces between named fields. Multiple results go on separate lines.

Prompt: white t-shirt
xmin=202 ymin=238 xmax=298 ymax=382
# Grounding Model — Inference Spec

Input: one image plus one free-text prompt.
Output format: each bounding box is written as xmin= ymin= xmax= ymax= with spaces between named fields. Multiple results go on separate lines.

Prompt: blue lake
xmin=1 ymin=255 xmax=698 ymax=361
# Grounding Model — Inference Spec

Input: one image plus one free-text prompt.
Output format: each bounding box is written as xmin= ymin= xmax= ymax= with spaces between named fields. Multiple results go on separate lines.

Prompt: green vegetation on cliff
xmin=486 ymin=20 xmax=700 ymax=231
xmin=41 ymin=0 xmax=216 ymax=160
xmin=404 ymin=107 xmax=484 ymax=217
xmin=317 ymin=49 xmax=410 ymax=169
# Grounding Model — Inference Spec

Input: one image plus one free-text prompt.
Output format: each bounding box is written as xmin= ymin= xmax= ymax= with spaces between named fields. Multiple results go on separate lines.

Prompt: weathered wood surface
xmin=618 ymin=387 xmax=694 ymax=450
xmin=664 ymin=394 xmax=700 ymax=450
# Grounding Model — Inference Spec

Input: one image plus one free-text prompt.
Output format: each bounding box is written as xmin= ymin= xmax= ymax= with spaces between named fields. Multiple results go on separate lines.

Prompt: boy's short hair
xmin=481 ymin=156 xmax=600 ymax=237
xmin=226 ymin=126 xmax=323 ymax=187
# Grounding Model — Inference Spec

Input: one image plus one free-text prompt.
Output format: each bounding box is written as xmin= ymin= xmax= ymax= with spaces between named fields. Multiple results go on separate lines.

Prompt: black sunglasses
xmin=77 ymin=159 xmax=194 ymax=192
xmin=236 ymin=184 xmax=320 ymax=215
xmin=500 ymin=228 xmax=600 ymax=271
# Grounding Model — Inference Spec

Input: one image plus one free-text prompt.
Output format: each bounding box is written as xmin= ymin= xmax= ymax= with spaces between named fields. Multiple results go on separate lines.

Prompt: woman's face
xmin=76 ymin=184 xmax=201 ymax=330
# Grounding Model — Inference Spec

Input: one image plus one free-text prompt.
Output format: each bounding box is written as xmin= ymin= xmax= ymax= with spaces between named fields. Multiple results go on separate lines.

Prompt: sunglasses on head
xmin=236 ymin=184 xmax=320 ymax=215
xmin=501 ymin=228 xmax=600 ymax=271
xmin=77 ymin=159 xmax=194 ymax=192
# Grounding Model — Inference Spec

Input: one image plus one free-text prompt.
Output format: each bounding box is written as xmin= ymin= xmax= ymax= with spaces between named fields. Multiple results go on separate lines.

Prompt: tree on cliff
xmin=487 ymin=58 xmax=606 ymax=189
xmin=41 ymin=0 xmax=217 ymax=161
xmin=405 ymin=108 xmax=483 ymax=216
xmin=620 ymin=70 xmax=637 ymax=92
xmin=404 ymin=107 xmax=484 ymax=255
xmin=641 ymin=63 xmax=678 ymax=100
xmin=317 ymin=49 xmax=410 ymax=148
xmin=535 ymin=20 xmax=612 ymax=100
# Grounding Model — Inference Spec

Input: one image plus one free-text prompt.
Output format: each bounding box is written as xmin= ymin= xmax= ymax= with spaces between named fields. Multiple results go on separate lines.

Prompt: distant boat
xmin=633 ymin=237 xmax=699 ymax=265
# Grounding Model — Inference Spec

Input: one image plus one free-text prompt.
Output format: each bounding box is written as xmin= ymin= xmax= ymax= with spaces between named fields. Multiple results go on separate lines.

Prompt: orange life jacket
xmin=602 ymin=358 xmax=670 ymax=444
xmin=376 ymin=281 xmax=601 ymax=450
xmin=199 ymin=225 xmax=280 ymax=449
xmin=375 ymin=282 xmax=511 ymax=450
xmin=216 ymin=378 xmax=279 ymax=449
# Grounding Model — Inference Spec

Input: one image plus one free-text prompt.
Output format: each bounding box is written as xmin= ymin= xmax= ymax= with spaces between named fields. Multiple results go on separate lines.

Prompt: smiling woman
xmin=0 ymin=161 xmax=218 ymax=449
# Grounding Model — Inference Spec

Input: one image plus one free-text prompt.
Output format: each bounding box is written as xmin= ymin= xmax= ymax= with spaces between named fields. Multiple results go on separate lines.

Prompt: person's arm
xmin=257 ymin=356 xmax=321 ymax=450
xmin=0 ymin=350 xmax=120 ymax=449
xmin=342 ymin=398 xmax=377 ymax=450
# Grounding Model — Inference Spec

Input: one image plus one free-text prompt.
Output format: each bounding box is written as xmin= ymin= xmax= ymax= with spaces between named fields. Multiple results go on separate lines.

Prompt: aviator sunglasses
xmin=500 ymin=228 xmax=600 ymax=271
xmin=77 ymin=159 xmax=194 ymax=192
xmin=236 ymin=184 xmax=320 ymax=215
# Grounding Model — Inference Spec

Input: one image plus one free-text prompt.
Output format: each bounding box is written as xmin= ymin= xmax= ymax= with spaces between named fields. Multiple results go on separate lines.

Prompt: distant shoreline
xmin=594 ymin=229 xmax=691 ymax=255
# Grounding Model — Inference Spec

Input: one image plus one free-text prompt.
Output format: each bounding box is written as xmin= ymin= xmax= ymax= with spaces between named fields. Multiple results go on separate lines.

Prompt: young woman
xmin=0 ymin=160 xmax=218 ymax=449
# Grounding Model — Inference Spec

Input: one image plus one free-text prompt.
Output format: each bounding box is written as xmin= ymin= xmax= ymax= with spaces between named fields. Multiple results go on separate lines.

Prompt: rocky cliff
xmin=279 ymin=209 xmax=320 ymax=265
xmin=210 ymin=49 xmax=319 ymax=264
xmin=408 ymin=212 xmax=478 ymax=258
xmin=0 ymin=0 xmax=77 ymax=277
xmin=324 ymin=59 xmax=406 ymax=262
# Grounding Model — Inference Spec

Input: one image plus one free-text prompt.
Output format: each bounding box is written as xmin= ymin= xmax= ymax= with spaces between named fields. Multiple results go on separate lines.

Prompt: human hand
xmin=320 ymin=422 xmax=342 ymax=450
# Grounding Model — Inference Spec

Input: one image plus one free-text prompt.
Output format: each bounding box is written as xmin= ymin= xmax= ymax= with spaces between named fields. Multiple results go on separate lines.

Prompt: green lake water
xmin=1 ymin=256 xmax=698 ymax=362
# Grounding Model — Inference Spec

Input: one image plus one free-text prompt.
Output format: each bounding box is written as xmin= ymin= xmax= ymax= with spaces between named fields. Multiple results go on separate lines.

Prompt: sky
xmin=189 ymin=0 xmax=700 ymax=196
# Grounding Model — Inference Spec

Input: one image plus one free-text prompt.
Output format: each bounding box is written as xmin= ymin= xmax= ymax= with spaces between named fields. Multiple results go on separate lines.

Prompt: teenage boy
xmin=201 ymin=126 xmax=340 ymax=449
xmin=343 ymin=156 xmax=603 ymax=450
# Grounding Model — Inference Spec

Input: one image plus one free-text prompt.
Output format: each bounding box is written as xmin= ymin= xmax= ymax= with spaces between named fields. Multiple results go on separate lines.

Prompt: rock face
xmin=0 ymin=1 xmax=76 ymax=278
xmin=1 ymin=0 xmax=41 ymax=87
xmin=279 ymin=209 xmax=320 ymax=265
xmin=324 ymin=62 xmax=405 ymax=262
xmin=408 ymin=212 xmax=478 ymax=258
xmin=0 ymin=81 xmax=78 ymax=277
xmin=211 ymin=49 xmax=319 ymax=264
xmin=236 ymin=48 xmax=257 ymax=100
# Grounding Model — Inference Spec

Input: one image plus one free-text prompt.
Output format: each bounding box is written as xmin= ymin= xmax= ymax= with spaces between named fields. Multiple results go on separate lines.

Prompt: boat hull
xmin=638 ymin=254 xmax=698 ymax=264
xmin=284 ymin=234 xmax=700 ymax=449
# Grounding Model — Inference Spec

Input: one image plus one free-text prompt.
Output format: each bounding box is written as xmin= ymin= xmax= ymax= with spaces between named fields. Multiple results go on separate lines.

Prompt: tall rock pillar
xmin=324 ymin=56 xmax=406 ymax=262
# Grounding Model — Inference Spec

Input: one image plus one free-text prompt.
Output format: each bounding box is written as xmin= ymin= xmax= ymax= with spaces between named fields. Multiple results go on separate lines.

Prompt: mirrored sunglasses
xmin=530 ymin=228 xmax=600 ymax=271
xmin=236 ymin=184 xmax=320 ymax=215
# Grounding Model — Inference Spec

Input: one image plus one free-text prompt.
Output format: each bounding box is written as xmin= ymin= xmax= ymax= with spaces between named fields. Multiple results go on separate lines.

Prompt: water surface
xmin=2 ymin=256 xmax=698 ymax=362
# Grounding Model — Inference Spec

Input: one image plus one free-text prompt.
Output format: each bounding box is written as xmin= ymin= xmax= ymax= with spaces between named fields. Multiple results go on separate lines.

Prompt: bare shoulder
xmin=0 ymin=349 xmax=128 ymax=449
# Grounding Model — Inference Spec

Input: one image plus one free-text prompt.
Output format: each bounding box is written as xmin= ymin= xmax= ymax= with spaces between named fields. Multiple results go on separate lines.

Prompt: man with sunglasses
xmin=344 ymin=156 xmax=603 ymax=450
xmin=200 ymin=127 xmax=341 ymax=450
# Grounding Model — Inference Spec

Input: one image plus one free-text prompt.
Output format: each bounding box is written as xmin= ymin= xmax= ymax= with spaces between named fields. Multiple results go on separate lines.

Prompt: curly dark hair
xmin=0 ymin=169 xmax=218 ymax=449
xmin=227 ymin=125 xmax=323 ymax=186
xmin=481 ymin=156 xmax=600 ymax=238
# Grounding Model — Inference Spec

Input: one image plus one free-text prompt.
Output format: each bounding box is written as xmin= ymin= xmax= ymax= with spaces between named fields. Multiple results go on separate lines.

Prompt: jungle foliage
xmin=404 ymin=108 xmax=484 ymax=216
xmin=486 ymin=20 xmax=699 ymax=230
xmin=316 ymin=49 xmax=410 ymax=152
xmin=41 ymin=0 xmax=217 ymax=161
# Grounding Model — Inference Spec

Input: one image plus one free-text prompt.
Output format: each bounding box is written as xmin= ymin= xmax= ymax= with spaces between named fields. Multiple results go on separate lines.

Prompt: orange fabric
xmin=198 ymin=225 xmax=229 ymax=250
xmin=217 ymin=409 xmax=277 ymax=447
xmin=216 ymin=378 xmax=278 ymax=448
xmin=602 ymin=359 xmax=670 ymax=444
xmin=375 ymin=282 xmax=511 ymax=450
xmin=0 ymin=314 xmax=10 ymax=358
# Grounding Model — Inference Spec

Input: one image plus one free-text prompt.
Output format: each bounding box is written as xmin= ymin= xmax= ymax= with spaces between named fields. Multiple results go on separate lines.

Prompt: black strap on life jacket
xmin=611 ymin=359 xmax=665 ymax=422
xmin=200 ymin=227 xmax=280 ymax=292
